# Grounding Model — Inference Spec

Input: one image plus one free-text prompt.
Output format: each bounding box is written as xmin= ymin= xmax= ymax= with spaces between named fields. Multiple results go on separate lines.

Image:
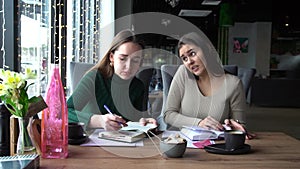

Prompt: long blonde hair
xmin=91 ymin=29 xmax=144 ymax=78
xmin=178 ymin=32 xmax=223 ymax=77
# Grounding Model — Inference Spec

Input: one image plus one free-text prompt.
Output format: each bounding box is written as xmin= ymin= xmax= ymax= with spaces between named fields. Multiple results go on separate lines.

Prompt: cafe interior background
xmin=0 ymin=0 xmax=299 ymax=144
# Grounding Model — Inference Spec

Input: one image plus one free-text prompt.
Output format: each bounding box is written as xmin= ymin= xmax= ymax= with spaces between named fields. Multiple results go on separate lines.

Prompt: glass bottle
xmin=41 ymin=64 xmax=68 ymax=158
xmin=17 ymin=116 xmax=36 ymax=155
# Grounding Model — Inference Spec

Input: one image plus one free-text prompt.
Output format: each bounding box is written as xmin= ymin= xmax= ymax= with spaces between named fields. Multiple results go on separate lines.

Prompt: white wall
xmin=228 ymin=22 xmax=272 ymax=76
xmin=100 ymin=0 xmax=115 ymax=59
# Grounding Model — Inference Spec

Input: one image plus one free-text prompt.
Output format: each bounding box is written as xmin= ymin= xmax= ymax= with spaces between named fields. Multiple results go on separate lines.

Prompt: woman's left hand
xmin=139 ymin=118 xmax=158 ymax=126
xmin=224 ymin=119 xmax=256 ymax=140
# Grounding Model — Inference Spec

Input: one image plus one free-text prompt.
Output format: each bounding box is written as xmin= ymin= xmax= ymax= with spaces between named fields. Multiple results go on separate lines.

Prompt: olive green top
xmin=67 ymin=70 xmax=147 ymax=128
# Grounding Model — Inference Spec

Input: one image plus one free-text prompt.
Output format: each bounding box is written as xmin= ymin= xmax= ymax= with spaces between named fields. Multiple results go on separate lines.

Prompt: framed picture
xmin=233 ymin=37 xmax=248 ymax=53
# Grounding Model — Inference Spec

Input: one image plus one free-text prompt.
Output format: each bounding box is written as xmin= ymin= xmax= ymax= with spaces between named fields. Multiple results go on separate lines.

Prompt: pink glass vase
xmin=41 ymin=64 xmax=68 ymax=158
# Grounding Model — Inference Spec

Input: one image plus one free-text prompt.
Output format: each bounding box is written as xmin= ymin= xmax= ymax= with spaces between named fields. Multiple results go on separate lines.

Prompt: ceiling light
xmin=165 ymin=0 xmax=180 ymax=8
xmin=201 ymin=0 xmax=222 ymax=6
xmin=178 ymin=9 xmax=212 ymax=17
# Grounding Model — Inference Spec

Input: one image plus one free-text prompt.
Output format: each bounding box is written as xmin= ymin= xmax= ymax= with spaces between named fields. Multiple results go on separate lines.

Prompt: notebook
xmin=0 ymin=154 xmax=40 ymax=169
xmin=98 ymin=122 xmax=157 ymax=143
xmin=120 ymin=121 xmax=157 ymax=133
xmin=180 ymin=126 xmax=225 ymax=141
xmin=81 ymin=129 xmax=143 ymax=146
xmin=98 ymin=130 xmax=146 ymax=143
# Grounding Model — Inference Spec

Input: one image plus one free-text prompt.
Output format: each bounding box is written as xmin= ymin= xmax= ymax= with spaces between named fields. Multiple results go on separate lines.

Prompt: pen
xmin=103 ymin=105 xmax=124 ymax=127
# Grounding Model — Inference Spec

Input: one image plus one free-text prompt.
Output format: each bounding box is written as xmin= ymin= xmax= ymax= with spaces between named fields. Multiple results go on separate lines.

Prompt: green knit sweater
xmin=67 ymin=69 xmax=146 ymax=127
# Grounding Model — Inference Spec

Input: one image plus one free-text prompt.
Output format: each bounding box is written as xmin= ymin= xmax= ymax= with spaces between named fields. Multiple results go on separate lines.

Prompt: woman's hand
xmin=224 ymin=119 xmax=256 ymax=140
xmin=198 ymin=116 xmax=224 ymax=131
xmin=139 ymin=118 xmax=158 ymax=126
xmin=89 ymin=114 xmax=126 ymax=131
xmin=139 ymin=118 xmax=159 ymax=135
xmin=102 ymin=114 xmax=127 ymax=130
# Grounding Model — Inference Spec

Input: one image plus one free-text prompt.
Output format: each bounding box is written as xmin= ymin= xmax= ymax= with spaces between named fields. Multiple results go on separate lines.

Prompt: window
xmin=66 ymin=0 xmax=114 ymax=94
xmin=0 ymin=0 xmax=114 ymax=98
xmin=20 ymin=0 xmax=50 ymax=97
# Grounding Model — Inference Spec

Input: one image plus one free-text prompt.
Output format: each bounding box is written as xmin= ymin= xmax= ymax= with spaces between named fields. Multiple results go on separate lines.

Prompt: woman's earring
xmin=109 ymin=62 xmax=113 ymax=67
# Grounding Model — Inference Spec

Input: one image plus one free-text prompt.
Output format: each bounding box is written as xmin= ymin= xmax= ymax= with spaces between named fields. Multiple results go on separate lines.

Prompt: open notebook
xmin=98 ymin=122 xmax=157 ymax=143
xmin=120 ymin=122 xmax=157 ymax=133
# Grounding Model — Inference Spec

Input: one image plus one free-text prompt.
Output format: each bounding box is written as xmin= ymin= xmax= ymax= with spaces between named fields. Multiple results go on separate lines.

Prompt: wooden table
xmin=40 ymin=132 xmax=300 ymax=169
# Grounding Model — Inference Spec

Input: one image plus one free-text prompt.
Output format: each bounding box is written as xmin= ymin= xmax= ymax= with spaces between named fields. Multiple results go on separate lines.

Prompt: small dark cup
xmin=68 ymin=122 xmax=85 ymax=139
xmin=224 ymin=130 xmax=245 ymax=151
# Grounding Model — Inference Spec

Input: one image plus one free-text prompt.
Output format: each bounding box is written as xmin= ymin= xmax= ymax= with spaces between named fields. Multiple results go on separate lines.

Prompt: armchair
xmin=69 ymin=61 xmax=95 ymax=92
xmin=136 ymin=67 xmax=156 ymax=111
xmin=158 ymin=64 xmax=180 ymax=130
xmin=237 ymin=67 xmax=256 ymax=102
xmin=223 ymin=65 xmax=238 ymax=76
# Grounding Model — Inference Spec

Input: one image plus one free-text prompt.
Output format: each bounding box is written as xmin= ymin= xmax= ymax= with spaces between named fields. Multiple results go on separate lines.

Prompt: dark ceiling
xmin=129 ymin=0 xmax=299 ymax=46
xmin=132 ymin=0 xmax=272 ymax=27
xmin=132 ymin=0 xmax=299 ymax=32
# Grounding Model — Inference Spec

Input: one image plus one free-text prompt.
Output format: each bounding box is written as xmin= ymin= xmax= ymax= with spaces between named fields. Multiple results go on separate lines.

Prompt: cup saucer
xmin=204 ymin=143 xmax=251 ymax=155
xmin=68 ymin=134 xmax=88 ymax=145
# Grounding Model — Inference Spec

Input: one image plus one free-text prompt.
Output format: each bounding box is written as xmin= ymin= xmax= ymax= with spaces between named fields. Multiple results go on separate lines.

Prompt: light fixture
xmin=178 ymin=9 xmax=212 ymax=17
xmin=201 ymin=0 xmax=222 ymax=6
xmin=161 ymin=19 xmax=171 ymax=26
xmin=165 ymin=0 xmax=180 ymax=8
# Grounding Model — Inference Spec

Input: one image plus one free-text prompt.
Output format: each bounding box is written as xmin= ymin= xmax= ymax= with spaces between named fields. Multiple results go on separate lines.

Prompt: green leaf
xmin=5 ymin=99 xmax=22 ymax=117
xmin=24 ymin=82 xmax=34 ymax=91
xmin=28 ymin=96 xmax=42 ymax=103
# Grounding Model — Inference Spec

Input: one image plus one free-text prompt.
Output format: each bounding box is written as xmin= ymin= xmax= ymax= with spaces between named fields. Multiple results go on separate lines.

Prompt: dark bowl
xmin=160 ymin=139 xmax=187 ymax=158
xmin=68 ymin=122 xmax=85 ymax=139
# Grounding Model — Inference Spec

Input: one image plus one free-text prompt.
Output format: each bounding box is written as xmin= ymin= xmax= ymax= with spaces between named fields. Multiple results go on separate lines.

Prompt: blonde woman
xmin=163 ymin=32 xmax=254 ymax=139
xmin=68 ymin=30 xmax=157 ymax=131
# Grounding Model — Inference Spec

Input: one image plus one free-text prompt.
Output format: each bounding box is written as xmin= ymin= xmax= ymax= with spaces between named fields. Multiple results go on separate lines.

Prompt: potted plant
xmin=0 ymin=68 xmax=42 ymax=154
